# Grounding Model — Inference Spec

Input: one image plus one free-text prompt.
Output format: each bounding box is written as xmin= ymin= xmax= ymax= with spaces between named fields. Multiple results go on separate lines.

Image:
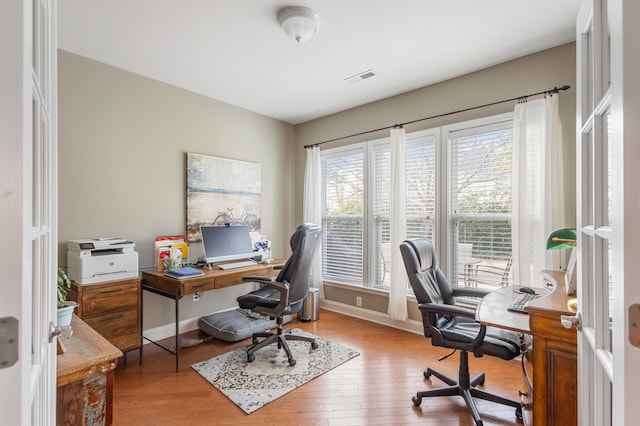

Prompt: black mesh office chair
xmin=399 ymin=239 xmax=523 ymax=426
xmin=237 ymin=223 xmax=321 ymax=366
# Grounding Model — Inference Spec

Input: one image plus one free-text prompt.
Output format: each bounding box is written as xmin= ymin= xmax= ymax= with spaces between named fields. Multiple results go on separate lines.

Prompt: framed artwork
xmin=186 ymin=152 xmax=261 ymax=242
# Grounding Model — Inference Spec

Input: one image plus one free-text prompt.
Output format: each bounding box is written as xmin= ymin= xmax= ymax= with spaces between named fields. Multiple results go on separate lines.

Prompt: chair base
xmin=246 ymin=322 xmax=318 ymax=366
xmin=412 ymin=351 xmax=522 ymax=426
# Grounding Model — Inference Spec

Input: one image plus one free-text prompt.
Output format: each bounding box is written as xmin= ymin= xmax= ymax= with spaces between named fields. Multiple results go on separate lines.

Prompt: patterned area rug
xmin=192 ymin=329 xmax=359 ymax=414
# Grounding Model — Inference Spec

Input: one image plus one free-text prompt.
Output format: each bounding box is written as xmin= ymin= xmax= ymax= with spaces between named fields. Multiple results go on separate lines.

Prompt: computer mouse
xmin=519 ymin=286 xmax=536 ymax=294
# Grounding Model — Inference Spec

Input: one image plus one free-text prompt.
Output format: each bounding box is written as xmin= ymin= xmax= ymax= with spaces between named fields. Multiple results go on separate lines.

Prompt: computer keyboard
xmin=507 ymin=292 xmax=541 ymax=314
xmin=218 ymin=260 xmax=257 ymax=270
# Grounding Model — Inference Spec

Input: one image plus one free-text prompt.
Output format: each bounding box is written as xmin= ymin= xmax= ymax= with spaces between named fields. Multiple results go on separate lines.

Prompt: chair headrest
xmin=290 ymin=223 xmax=320 ymax=251
xmin=407 ymin=239 xmax=438 ymax=271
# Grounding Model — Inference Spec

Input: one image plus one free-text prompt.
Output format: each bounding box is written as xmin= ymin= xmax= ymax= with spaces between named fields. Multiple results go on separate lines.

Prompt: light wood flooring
xmin=114 ymin=310 xmax=524 ymax=425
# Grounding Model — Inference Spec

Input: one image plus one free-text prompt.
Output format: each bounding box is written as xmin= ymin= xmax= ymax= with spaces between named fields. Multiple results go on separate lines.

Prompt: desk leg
xmin=175 ymin=287 xmax=180 ymax=372
xmin=140 ymin=283 xmax=144 ymax=364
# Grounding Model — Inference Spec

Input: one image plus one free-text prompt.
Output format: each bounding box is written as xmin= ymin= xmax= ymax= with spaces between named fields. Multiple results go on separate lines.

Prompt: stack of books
xmin=163 ymin=267 xmax=204 ymax=279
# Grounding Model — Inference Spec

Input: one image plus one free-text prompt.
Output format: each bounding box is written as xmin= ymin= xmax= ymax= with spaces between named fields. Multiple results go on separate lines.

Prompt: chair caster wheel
xmin=412 ymin=396 xmax=422 ymax=406
xmin=423 ymin=370 xmax=431 ymax=379
xmin=516 ymin=406 xmax=523 ymax=420
xmin=311 ymin=342 xmax=319 ymax=349
xmin=288 ymin=358 xmax=296 ymax=366
xmin=252 ymin=337 xmax=258 ymax=345
xmin=247 ymin=353 xmax=255 ymax=363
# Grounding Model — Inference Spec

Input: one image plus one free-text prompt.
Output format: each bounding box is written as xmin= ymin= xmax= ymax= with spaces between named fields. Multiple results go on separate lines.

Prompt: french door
xmin=0 ymin=0 xmax=58 ymax=424
xmin=576 ymin=0 xmax=640 ymax=424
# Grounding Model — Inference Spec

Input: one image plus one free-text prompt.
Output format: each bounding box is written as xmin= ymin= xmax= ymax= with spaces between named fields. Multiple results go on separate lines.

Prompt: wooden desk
xmin=476 ymin=271 xmax=577 ymax=426
xmin=141 ymin=262 xmax=283 ymax=371
xmin=57 ymin=315 xmax=122 ymax=425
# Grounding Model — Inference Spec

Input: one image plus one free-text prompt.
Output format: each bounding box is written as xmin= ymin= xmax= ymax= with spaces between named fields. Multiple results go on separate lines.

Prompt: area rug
xmin=192 ymin=329 xmax=359 ymax=414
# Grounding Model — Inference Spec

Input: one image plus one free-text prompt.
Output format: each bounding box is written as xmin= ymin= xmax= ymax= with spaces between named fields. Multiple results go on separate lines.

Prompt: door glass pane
xmin=606 ymin=111 xmax=612 ymax=226
xmin=601 ymin=0 xmax=611 ymax=92
xmin=584 ymin=129 xmax=595 ymax=226
xmin=601 ymin=238 xmax=612 ymax=353
xmin=606 ymin=240 xmax=613 ymax=352
xmin=582 ymin=19 xmax=594 ymax=122
xmin=583 ymin=234 xmax=595 ymax=330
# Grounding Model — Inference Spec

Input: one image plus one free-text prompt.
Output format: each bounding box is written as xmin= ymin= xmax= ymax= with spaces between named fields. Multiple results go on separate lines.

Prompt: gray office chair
xmin=237 ymin=223 xmax=321 ymax=366
xmin=399 ymin=239 xmax=523 ymax=426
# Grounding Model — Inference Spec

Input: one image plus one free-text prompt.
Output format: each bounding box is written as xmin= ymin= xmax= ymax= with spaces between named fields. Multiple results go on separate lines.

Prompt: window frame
xmin=320 ymin=112 xmax=514 ymax=292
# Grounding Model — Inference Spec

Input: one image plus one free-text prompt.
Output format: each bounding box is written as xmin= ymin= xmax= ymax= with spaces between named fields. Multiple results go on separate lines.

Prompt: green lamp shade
xmin=546 ymin=228 xmax=577 ymax=250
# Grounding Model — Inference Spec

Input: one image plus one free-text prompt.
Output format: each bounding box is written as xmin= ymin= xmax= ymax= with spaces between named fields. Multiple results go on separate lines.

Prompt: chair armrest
xmin=242 ymin=274 xmax=275 ymax=284
xmin=417 ymin=302 xmax=475 ymax=318
xmin=452 ymin=287 xmax=489 ymax=299
xmin=252 ymin=280 xmax=290 ymax=316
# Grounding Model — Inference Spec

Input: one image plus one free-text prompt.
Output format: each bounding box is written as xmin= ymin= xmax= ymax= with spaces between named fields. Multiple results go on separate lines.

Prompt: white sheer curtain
xmin=303 ymin=146 xmax=324 ymax=297
xmin=512 ymin=95 xmax=564 ymax=287
xmin=387 ymin=127 xmax=408 ymax=320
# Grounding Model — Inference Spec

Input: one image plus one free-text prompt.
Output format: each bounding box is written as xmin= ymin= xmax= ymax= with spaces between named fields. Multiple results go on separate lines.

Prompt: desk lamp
xmin=546 ymin=228 xmax=577 ymax=296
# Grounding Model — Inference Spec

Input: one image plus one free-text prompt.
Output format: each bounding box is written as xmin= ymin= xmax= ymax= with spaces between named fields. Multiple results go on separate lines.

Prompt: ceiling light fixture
xmin=277 ymin=6 xmax=321 ymax=44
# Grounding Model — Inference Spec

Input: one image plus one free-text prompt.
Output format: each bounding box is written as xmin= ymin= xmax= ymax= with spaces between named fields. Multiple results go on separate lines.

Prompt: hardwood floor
xmin=113 ymin=310 xmax=524 ymax=425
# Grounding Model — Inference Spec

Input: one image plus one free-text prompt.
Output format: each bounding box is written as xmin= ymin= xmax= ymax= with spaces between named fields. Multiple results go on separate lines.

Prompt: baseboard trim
xmin=142 ymin=302 xmax=423 ymax=344
xmin=142 ymin=307 xmax=237 ymax=344
xmin=319 ymin=299 xmax=423 ymax=335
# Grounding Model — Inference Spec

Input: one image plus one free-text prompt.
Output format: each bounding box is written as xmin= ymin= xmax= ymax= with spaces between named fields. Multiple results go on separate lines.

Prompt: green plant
xmin=57 ymin=266 xmax=77 ymax=308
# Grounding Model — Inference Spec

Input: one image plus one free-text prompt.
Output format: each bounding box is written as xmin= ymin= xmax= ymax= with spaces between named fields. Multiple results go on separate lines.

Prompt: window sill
xmin=322 ymin=281 xmax=417 ymax=303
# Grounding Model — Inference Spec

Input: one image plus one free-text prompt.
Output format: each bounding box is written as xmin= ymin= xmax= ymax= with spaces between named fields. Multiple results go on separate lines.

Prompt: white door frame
xmin=0 ymin=0 xmax=58 ymax=424
xmin=576 ymin=0 xmax=640 ymax=424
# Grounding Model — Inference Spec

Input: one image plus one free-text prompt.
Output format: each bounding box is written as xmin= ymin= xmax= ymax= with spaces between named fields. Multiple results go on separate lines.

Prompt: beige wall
xmin=58 ymin=51 xmax=296 ymax=329
xmin=294 ymin=42 xmax=577 ymax=313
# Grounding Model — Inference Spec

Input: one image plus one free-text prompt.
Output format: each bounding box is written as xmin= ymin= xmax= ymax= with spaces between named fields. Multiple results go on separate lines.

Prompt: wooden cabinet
xmin=57 ymin=315 xmax=122 ymax=425
xmin=68 ymin=277 xmax=141 ymax=354
xmin=526 ymin=270 xmax=578 ymax=426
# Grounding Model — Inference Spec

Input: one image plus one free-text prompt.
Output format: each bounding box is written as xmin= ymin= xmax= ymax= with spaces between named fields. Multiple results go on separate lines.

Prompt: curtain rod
xmin=304 ymin=85 xmax=570 ymax=149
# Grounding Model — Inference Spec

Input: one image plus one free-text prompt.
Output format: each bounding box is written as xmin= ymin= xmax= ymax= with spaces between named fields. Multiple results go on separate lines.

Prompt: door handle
xmin=49 ymin=322 xmax=73 ymax=343
xmin=560 ymin=313 xmax=582 ymax=331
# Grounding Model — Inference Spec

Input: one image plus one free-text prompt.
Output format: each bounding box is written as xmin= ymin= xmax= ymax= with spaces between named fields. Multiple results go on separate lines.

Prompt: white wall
xmin=58 ymin=50 xmax=296 ymax=329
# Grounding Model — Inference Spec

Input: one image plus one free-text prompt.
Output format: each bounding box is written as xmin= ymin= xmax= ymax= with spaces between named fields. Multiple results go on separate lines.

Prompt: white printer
xmin=67 ymin=238 xmax=139 ymax=284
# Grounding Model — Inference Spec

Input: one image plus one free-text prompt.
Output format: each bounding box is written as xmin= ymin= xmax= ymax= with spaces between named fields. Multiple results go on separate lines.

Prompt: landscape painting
xmin=186 ymin=152 xmax=261 ymax=242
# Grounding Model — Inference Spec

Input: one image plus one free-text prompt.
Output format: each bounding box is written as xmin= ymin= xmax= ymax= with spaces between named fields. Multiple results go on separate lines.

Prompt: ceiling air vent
xmin=343 ymin=69 xmax=376 ymax=84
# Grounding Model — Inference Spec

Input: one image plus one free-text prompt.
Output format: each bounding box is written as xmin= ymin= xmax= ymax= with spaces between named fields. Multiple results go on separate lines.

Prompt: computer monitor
xmin=200 ymin=224 xmax=255 ymax=264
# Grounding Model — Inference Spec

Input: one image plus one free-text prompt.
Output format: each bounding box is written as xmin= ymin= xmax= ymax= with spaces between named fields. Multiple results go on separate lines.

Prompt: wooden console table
xmin=141 ymin=261 xmax=283 ymax=371
xmin=57 ymin=315 xmax=122 ymax=426
xmin=476 ymin=270 xmax=577 ymax=426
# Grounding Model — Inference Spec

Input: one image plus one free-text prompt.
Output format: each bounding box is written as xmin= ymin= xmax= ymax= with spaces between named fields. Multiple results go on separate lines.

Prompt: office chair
xmin=237 ymin=223 xmax=321 ymax=366
xmin=399 ymin=239 xmax=523 ymax=426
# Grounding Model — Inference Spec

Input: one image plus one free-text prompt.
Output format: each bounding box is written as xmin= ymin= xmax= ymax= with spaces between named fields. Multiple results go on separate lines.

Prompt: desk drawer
xmin=183 ymin=279 xmax=217 ymax=294
xmin=81 ymin=283 xmax=139 ymax=316
xmin=84 ymin=309 xmax=139 ymax=352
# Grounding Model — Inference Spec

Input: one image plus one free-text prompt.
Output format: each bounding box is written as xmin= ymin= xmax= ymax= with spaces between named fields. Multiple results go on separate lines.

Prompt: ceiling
xmin=57 ymin=1 xmax=581 ymax=125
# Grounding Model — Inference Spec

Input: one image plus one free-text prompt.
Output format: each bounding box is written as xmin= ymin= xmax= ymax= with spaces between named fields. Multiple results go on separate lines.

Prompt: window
xmin=322 ymin=148 xmax=364 ymax=285
xmin=321 ymin=113 xmax=513 ymax=291
xmin=447 ymin=118 xmax=514 ymax=288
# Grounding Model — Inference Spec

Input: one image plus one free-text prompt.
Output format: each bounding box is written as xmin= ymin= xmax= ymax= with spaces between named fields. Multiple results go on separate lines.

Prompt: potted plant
xmin=57 ymin=266 xmax=78 ymax=326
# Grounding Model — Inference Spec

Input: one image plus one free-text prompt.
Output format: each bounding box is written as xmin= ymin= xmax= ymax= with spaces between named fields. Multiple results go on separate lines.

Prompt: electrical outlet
xmin=356 ymin=296 xmax=362 ymax=307
xmin=193 ymin=292 xmax=203 ymax=302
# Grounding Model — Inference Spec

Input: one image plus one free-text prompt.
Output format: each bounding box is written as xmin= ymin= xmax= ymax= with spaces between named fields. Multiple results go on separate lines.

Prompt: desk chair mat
xmin=198 ymin=308 xmax=292 ymax=342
